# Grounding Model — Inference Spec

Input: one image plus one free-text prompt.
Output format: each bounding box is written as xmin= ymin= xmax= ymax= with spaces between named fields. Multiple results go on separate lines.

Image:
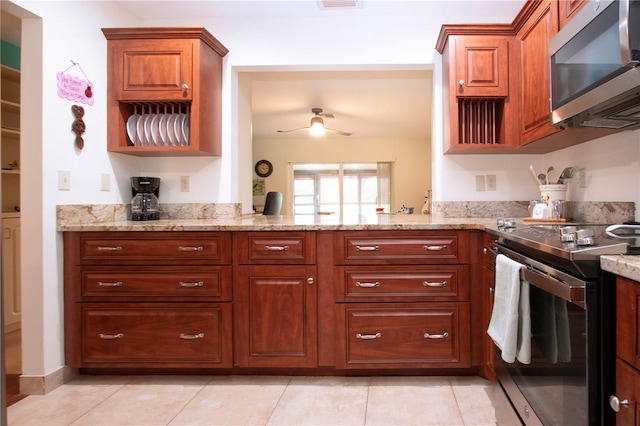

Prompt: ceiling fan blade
xmin=325 ymin=127 xmax=353 ymax=136
xmin=276 ymin=126 xmax=311 ymax=133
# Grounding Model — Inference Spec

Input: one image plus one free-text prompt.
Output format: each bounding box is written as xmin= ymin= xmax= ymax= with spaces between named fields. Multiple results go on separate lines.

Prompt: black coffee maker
xmin=131 ymin=177 xmax=160 ymax=221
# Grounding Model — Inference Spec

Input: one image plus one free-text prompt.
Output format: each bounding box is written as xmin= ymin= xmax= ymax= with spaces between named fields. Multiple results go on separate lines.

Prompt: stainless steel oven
xmin=485 ymin=223 xmax=637 ymax=426
xmin=489 ymin=244 xmax=610 ymax=425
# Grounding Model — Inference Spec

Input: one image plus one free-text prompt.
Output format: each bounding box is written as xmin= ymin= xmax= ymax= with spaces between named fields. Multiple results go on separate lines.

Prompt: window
xmin=292 ymin=163 xmax=392 ymax=217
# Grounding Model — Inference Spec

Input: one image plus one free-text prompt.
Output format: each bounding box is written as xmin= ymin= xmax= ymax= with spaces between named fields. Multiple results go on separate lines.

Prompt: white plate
xmin=150 ymin=115 xmax=159 ymax=146
xmin=182 ymin=114 xmax=190 ymax=146
xmin=157 ymin=114 xmax=166 ymax=146
xmin=143 ymin=115 xmax=154 ymax=146
xmin=126 ymin=114 xmax=140 ymax=146
xmin=136 ymin=115 xmax=145 ymax=146
xmin=174 ymin=113 xmax=185 ymax=146
xmin=165 ymin=114 xmax=175 ymax=146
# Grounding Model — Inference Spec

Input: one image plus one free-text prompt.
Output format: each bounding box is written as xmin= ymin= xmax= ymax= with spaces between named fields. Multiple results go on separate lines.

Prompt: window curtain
xmin=377 ymin=162 xmax=392 ymax=213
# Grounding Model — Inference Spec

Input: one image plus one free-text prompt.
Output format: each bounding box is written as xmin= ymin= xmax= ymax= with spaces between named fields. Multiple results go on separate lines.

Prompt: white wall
xmin=7 ymin=0 xmax=640 ymax=382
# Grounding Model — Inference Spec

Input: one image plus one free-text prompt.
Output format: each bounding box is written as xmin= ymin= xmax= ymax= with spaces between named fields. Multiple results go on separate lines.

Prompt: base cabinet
xmin=613 ymin=276 xmax=640 ymax=424
xmin=232 ymin=232 xmax=317 ymax=368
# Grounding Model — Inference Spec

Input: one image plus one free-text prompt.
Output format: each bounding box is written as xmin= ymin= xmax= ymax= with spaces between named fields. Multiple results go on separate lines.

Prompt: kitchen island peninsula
xmin=59 ymin=209 xmax=496 ymax=377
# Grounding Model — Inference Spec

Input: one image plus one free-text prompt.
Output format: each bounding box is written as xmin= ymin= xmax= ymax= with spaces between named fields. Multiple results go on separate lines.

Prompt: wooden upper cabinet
xmin=558 ymin=0 xmax=588 ymax=29
xmin=516 ymin=0 xmax=562 ymax=146
xmin=111 ymin=38 xmax=194 ymax=101
xmin=102 ymin=27 xmax=228 ymax=157
xmin=455 ymin=37 xmax=509 ymax=98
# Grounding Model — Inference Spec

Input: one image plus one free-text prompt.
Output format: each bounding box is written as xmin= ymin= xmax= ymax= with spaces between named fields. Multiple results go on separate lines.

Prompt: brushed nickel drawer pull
xmin=179 ymin=281 xmax=204 ymax=287
xmin=97 ymin=246 xmax=122 ymax=251
xmin=356 ymin=245 xmax=379 ymax=251
xmin=423 ymin=281 xmax=448 ymax=287
xmin=180 ymin=333 xmax=204 ymax=340
xmin=99 ymin=333 xmax=124 ymax=339
xmin=356 ymin=332 xmax=381 ymax=340
xmin=265 ymin=245 xmax=289 ymax=251
xmin=424 ymin=332 xmax=449 ymax=339
xmin=356 ymin=281 xmax=380 ymax=288
xmin=178 ymin=246 xmax=203 ymax=252
xmin=98 ymin=281 xmax=123 ymax=287
xmin=423 ymin=245 xmax=448 ymax=251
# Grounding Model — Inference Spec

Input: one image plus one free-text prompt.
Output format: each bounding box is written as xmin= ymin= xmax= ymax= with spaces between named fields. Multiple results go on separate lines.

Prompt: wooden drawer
xmin=335 ymin=231 xmax=468 ymax=265
xmin=78 ymin=266 xmax=232 ymax=301
xmin=79 ymin=303 xmax=232 ymax=367
xmin=337 ymin=265 xmax=469 ymax=302
xmin=73 ymin=232 xmax=231 ymax=264
xmin=336 ymin=303 xmax=470 ymax=369
xmin=614 ymin=359 xmax=640 ymax=426
xmin=234 ymin=232 xmax=316 ymax=264
xmin=483 ymin=232 xmax=497 ymax=272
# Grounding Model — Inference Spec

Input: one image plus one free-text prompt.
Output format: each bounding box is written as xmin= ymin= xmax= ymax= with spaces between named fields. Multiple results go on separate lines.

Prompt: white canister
xmin=539 ymin=184 xmax=567 ymax=207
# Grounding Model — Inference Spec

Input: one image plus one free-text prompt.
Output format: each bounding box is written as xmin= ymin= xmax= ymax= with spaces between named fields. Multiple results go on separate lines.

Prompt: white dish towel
xmin=487 ymin=254 xmax=531 ymax=364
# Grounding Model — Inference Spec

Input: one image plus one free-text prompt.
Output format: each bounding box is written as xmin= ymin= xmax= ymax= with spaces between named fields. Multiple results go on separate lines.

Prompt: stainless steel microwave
xmin=549 ymin=0 xmax=640 ymax=129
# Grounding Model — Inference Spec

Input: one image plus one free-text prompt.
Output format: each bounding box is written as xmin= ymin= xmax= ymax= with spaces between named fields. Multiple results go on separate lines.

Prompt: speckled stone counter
xmin=601 ymin=255 xmax=640 ymax=282
xmin=56 ymin=212 xmax=496 ymax=232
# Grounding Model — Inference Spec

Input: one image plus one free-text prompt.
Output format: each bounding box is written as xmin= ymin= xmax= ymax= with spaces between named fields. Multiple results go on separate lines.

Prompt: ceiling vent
xmin=317 ymin=0 xmax=363 ymax=10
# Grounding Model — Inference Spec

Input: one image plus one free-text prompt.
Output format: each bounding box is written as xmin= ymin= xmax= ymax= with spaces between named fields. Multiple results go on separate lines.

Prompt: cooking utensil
xmin=557 ymin=167 xmax=576 ymax=184
xmin=538 ymin=173 xmax=547 ymax=184
xmin=547 ymin=169 xmax=560 ymax=185
xmin=529 ymin=165 xmax=541 ymax=186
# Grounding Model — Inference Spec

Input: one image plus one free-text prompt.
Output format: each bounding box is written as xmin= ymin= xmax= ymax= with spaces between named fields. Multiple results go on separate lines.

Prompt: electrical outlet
xmin=579 ymin=167 xmax=587 ymax=188
xmin=180 ymin=176 xmax=190 ymax=192
xmin=58 ymin=171 xmax=71 ymax=190
xmin=475 ymin=175 xmax=486 ymax=192
xmin=486 ymin=175 xmax=496 ymax=191
xmin=100 ymin=173 xmax=110 ymax=191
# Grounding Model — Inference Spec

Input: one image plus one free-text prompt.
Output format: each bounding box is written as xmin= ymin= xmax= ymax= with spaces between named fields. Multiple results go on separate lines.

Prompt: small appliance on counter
xmin=130 ymin=177 xmax=160 ymax=221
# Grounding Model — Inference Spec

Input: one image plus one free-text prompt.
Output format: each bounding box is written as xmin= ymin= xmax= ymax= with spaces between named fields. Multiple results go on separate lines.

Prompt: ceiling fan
xmin=277 ymin=108 xmax=353 ymax=136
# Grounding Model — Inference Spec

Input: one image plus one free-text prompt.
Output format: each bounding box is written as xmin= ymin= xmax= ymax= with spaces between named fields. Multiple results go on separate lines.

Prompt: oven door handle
xmin=521 ymin=267 xmax=585 ymax=308
xmin=490 ymin=245 xmax=586 ymax=309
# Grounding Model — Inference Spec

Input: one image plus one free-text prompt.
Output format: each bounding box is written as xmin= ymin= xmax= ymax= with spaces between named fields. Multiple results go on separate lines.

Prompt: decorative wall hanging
xmin=71 ymin=105 xmax=86 ymax=150
xmin=57 ymin=60 xmax=94 ymax=106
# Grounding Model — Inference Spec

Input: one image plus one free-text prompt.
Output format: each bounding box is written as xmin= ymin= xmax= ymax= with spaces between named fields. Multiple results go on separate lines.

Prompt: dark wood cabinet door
xmin=615 ymin=359 xmax=640 ymax=426
xmin=110 ymin=38 xmax=194 ymax=101
xmin=517 ymin=0 xmax=562 ymax=146
xmin=234 ymin=265 xmax=317 ymax=368
xmin=558 ymin=0 xmax=587 ymax=29
xmin=454 ymin=37 xmax=509 ymax=97
xmin=617 ymin=277 xmax=640 ymax=370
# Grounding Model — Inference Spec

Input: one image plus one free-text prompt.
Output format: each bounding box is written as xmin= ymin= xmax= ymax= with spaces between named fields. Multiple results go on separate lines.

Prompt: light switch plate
xmin=486 ymin=175 xmax=496 ymax=191
xmin=475 ymin=175 xmax=485 ymax=192
xmin=180 ymin=176 xmax=190 ymax=192
xmin=58 ymin=171 xmax=71 ymax=191
xmin=100 ymin=173 xmax=110 ymax=191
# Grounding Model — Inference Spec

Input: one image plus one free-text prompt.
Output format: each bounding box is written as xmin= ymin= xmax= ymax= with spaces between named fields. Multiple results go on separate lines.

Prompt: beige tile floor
xmin=7 ymin=374 xmax=522 ymax=425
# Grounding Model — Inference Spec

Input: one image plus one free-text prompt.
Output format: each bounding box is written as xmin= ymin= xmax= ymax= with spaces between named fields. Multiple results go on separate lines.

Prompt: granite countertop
xmin=601 ymin=255 xmax=640 ymax=282
xmin=57 ymin=213 xmax=496 ymax=232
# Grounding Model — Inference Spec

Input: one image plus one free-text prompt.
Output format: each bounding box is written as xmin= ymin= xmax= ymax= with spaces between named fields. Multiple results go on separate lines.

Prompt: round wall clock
xmin=255 ymin=160 xmax=273 ymax=178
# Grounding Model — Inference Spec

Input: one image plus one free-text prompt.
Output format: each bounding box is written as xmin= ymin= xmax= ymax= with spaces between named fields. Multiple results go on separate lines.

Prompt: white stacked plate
xmin=127 ymin=112 xmax=190 ymax=147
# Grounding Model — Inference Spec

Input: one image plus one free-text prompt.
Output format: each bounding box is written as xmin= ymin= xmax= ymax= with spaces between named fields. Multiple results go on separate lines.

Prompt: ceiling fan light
xmin=309 ymin=117 xmax=325 ymax=136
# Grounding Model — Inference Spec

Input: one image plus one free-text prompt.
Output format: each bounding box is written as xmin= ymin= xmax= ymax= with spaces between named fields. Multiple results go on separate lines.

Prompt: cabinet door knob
xmin=182 ymin=83 xmax=189 ymax=90
xmin=423 ymin=245 xmax=447 ymax=251
xmin=178 ymin=246 xmax=203 ymax=252
xmin=99 ymin=333 xmax=124 ymax=339
xmin=307 ymin=277 xmax=314 ymax=285
xmin=609 ymin=395 xmax=629 ymax=412
xmin=459 ymin=80 xmax=465 ymax=86
xmin=356 ymin=281 xmax=380 ymax=288
xmin=179 ymin=333 xmax=204 ymax=340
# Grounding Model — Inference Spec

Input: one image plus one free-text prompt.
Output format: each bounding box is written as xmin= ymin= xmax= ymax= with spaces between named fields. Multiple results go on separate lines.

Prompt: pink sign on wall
xmin=57 ymin=60 xmax=94 ymax=106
